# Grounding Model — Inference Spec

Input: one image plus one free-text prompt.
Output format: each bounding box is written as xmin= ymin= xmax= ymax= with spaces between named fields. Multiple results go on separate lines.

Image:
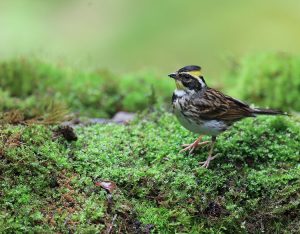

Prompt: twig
xmin=106 ymin=214 xmax=117 ymax=234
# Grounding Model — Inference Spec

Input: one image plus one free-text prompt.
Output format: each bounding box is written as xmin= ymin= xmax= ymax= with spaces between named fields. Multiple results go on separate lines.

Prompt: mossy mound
xmin=1 ymin=55 xmax=300 ymax=120
xmin=1 ymin=110 xmax=299 ymax=233
xmin=227 ymin=52 xmax=300 ymax=112
xmin=0 ymin=59 xmax=173 ymax=118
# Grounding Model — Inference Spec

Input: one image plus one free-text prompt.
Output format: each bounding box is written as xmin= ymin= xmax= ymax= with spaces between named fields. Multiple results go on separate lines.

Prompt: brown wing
xmin=190 ymin=88 xmax=254 ymax=122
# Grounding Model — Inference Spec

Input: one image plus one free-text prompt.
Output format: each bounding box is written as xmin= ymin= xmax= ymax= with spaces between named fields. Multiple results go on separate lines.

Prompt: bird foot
xmin=180 ymin=140 xmax=210 ymax=155
xmin=199 ymin=154 xmax=219 ymax=168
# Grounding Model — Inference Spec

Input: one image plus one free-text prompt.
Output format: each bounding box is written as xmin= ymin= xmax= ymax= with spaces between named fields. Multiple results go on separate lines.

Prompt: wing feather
xmin=189 ymin=88 xmax=254 ymax=122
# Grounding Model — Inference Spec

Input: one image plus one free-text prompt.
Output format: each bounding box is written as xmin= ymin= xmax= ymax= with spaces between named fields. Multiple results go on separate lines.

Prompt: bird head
xmin=168 ymin=65 xmax=206 ymax=92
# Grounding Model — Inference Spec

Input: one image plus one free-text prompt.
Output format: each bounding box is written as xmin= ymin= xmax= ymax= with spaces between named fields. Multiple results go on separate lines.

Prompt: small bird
xmin=169 ymin=65 xmax=284 ymax=168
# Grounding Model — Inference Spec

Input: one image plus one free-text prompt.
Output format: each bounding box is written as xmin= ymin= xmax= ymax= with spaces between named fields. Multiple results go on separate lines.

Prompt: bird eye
xmin=182 ymin=74 xmax=191 ymax=81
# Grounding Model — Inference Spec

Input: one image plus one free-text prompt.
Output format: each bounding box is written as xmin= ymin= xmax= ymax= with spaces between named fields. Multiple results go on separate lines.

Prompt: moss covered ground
xmin=1 ymin=54 xmax=300 ymax=233
xmin=1 ymin=109 xmax=299 ymax=233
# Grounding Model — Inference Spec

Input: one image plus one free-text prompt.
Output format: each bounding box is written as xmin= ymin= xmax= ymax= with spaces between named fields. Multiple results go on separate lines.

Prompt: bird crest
xmin=178 ymin=65 xmax=202 ymax=77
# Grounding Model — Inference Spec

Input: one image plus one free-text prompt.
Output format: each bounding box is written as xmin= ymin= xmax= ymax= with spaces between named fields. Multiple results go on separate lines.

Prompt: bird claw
xmin=199 ymin=154 xmax=219 ymax=168
xmin=180 ymin=144 xmax=196 ymax=154
xmin=180 ymin=141 xmax=210 ymax=155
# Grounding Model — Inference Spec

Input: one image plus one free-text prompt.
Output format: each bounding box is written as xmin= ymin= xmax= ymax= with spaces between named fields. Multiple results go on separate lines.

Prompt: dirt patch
xmin=53 ymin=126 xmax=78 ymax=141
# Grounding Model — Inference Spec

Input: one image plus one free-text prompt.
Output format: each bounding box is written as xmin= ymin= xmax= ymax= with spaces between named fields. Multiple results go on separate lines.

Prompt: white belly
xmin=174 ymin=109 xmax=226 ymax=136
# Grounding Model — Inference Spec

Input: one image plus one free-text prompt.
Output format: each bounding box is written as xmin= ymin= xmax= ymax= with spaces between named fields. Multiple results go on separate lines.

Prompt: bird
xmin=169 ymin=65 xmax=285 ymax=168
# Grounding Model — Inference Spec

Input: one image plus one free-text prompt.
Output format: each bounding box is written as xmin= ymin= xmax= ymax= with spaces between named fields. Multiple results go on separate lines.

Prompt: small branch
xmin=106 ymin=214 xmax=117 ymax=234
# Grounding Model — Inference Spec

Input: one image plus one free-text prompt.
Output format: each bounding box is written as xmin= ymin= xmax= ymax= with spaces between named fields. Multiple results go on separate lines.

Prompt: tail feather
xmin=252 ymin=108 xmax=286 ymax=116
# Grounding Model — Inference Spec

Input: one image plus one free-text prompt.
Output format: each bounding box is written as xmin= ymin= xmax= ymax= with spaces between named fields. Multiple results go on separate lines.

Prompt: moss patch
xmin=1 ymin=110 xmax=299 ymax=233
xmin=226 ymin=52 xmax=300 ymax=112
xmin=0 ymin=59 xmax=173 ymax=118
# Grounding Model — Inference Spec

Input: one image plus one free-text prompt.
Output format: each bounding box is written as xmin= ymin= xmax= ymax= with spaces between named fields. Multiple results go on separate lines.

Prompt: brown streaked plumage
xmin=169 ymin=65 xmax=285 ymax=168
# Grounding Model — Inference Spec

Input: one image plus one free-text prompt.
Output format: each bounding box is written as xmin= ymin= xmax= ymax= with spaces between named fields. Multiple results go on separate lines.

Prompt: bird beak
xmin=168 ymin=73 xmax=177 ymax=79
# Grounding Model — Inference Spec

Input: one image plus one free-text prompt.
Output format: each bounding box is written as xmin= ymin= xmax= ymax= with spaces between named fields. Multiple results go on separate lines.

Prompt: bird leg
xmin=180 ymin=135 xmax=210 ymax=155
xmin=199 ymin=136 xmax=218 ymax=168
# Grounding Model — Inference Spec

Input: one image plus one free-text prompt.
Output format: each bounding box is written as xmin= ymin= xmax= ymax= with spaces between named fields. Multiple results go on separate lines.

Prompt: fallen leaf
xmin=95 ymin=180 xmax=117 ymax=193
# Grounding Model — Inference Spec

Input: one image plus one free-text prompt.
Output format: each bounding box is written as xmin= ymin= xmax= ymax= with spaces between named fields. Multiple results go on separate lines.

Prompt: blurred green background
xmin=1 ymin=0 xmax=300 ymax=77
xmin=1 ymin=0 xmax=300 ymax=118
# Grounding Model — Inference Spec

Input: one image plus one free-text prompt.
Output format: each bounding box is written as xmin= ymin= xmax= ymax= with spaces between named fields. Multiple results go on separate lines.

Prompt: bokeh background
xmin=1 ymin=0 xmax=300 ymax=77
xmin=1 ymin=0 xmax=300 ymax=119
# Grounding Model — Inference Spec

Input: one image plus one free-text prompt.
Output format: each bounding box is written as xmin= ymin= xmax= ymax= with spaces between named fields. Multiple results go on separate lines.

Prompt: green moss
xmin=72 ymin=111 xmax=299 ymax=233
xmin=226 ymin=52 xmax=300 ymax=111
xmin=2 ymin=54 xmax=299 ymax=120
xmin=1 ymin=109 xmax=299 ymax=232
xmin=2 ymin=53 xmax=300 ymax=233
xmin=0 ymin=124 xmax=105 ymax=233
xmin=0 ymin=59 xmax=173 ymax=118
xmin=1 ymin=52 xmax=300 ymax=233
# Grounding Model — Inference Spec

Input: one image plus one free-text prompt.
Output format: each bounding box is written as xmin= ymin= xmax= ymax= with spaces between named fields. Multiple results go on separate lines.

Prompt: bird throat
xmin=174 ymin=89 xmax=187 ymax=97
xmin=175 ymin=80 xmax=185 ymax=90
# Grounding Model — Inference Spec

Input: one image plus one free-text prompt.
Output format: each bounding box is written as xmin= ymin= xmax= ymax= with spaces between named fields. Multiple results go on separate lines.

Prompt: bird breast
xmin=172 ymin=91 xmax=227 ymax=136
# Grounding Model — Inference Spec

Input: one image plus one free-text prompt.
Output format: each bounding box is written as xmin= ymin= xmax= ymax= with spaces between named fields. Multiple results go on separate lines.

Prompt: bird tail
xmin=251 ymin=108 xmax=286 ymax=116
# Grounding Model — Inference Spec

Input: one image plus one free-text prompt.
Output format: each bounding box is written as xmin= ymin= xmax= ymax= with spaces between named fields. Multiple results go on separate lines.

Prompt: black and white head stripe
xmin=178 ymin=65 xmax=201 ymax=73
xmin=178 ymin=73 xmax=205 ymax=91
xmin=199 ymin=76 xmax=206 ymax=85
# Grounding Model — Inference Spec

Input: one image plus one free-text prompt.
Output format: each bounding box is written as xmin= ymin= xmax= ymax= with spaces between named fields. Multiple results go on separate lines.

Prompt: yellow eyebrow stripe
xmin=188 ymin=71 xmax=202 ymax=77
